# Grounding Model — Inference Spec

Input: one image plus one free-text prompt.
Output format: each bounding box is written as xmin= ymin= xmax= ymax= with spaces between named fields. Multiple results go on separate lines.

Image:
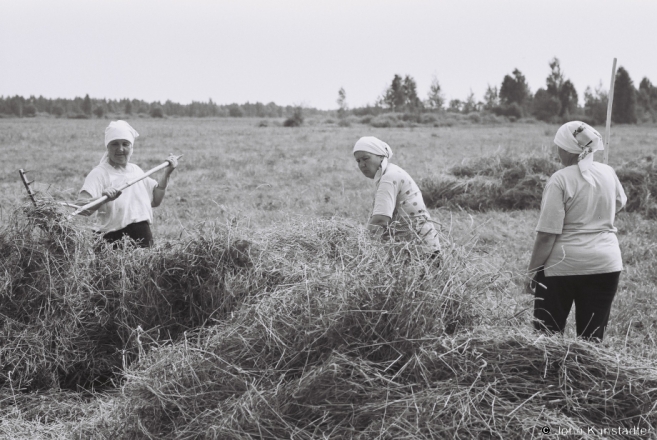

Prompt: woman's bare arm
xmin=368 ymin=214 xmax=392 ymax=236
xmin=524 ymin=231 xmax=558 ymax=293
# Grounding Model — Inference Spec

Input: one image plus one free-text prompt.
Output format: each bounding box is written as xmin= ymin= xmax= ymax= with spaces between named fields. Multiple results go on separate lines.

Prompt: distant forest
xmin=0 ymin=95 xmax=324 ymax=120
xmin=2 ymin=58 xmax=656 ymax=125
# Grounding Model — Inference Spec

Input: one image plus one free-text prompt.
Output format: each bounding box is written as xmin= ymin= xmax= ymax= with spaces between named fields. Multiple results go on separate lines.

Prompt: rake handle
xmin=69 ymin=157 xmax=180 ymax=218
xmin=603 ymin=58 xmax=617 ymax=165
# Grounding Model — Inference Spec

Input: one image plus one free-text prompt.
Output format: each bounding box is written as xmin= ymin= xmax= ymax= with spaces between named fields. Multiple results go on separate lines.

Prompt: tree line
xmin=3 ymin=57 xmax=656 ymax=124
xmin=0 ymin=95 xmax=322 ymax=119
xmin=348 ymin=58 xmax=657 ymax=125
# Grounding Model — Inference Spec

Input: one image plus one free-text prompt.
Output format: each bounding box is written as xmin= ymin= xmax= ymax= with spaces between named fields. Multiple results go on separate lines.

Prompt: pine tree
xmin=637 ymin=78 xmax=657 ymax=122
xmin=558 ymin=80 xmax=578 ymax=117
xmin=82 ymin=94 xmax=92 ymax=115
xmin=337 ymin=87 xmax=348 ymax=118
xmin=383 ymin=75 xmax=405 ymax=111
xmin=426 ymin=75 xmax=444 ymax=111
xmin=482 ymin=85 xmax=499 ymax=110
xmin=584 ymin=83 xmax=608 ymax=125
xmin=402 ymin=75 xmax=422 ymax=112
xmin=612 ymin=67 xmax=637 ymax=124
xmin=499 ymin=68 xmax=530 ymax=109
xmin=462 ymin=90 xmax=478 ymax=114
xmin=532 ymin=89 xmax=561 ymax=122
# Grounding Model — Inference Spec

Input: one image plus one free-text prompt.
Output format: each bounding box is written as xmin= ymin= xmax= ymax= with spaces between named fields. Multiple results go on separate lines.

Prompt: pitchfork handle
xmin=69 ymin=155 xmax=182 ymax=219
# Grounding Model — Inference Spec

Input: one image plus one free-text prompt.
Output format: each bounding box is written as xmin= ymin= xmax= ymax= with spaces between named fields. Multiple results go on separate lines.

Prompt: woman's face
xmin=354 ymin=151 xmax=383 ymax=179
xmin=107 ymin=139 xmax=133 ymax=166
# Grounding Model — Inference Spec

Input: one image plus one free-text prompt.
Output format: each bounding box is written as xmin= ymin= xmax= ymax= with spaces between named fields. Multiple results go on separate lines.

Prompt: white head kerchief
xmin=554 ymin=121 xmax=604 ymax=186
xmin=100 ymin=120 xmax=139 ymax=165
xmin=353 ymin=136 xmax=393 ymax=185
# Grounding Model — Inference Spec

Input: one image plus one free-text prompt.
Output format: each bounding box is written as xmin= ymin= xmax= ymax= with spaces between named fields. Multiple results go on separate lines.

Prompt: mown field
xmin=1 ymin=117 xmax=657 ymax=439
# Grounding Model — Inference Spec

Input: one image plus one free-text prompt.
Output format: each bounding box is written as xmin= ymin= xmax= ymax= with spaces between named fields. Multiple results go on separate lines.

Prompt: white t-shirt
xmin=536 ymin=162 xmax=627 ymax=276
xmin=80 ymin=162 xmax=158 ymax=233
xmin=372 ymin=163 xmax=441 ymax=253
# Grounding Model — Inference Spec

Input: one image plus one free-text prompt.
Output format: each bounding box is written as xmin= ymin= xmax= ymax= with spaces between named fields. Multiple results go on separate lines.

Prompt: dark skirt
xmin=102 ymin=221 xmax=153 ymax=248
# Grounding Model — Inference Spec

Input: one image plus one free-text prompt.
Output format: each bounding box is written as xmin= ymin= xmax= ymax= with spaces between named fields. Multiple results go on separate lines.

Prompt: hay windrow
xmin=421 ymin=152 xmax=657 ymax=216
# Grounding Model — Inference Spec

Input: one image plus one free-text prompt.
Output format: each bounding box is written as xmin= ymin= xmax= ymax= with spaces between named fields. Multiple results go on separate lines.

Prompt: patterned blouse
xmin=371 ymin=163 xmax=440 ymax=253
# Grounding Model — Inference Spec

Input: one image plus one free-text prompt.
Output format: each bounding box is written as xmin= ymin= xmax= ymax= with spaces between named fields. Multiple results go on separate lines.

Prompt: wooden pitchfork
xmin=18 ymin=169 xmax=39 ymax=207
xmin=19 ymin=169 xmax=82 ymax=209
xmin=68 ymin=155 xmax=182 ymax=219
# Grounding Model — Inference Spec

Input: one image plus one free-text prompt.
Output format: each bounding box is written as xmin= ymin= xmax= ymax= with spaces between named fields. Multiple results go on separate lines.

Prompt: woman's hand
xmin=165 ymin=154 xmax=179 ymax=174
xmin=102 ymin=187 xmax=122 ymax=201
xmin=367 ymin=215 xmax=392 ymax=237
xmin=524 ymin=278 xmax=536 ymax=295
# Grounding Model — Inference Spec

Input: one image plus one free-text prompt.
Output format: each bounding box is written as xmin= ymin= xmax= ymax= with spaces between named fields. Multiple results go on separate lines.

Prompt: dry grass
xmin=1 ymin=204 xmax=656 ymax=438
xmin=0 ymin=202 xmax=260 ymax=392
xmin=421 ymin=150 xmax=657 ymax=217
xmin=1 ymin=119 xmax=657 ymax=438
xmin=88 ymin=326 xmax=654 ymax=439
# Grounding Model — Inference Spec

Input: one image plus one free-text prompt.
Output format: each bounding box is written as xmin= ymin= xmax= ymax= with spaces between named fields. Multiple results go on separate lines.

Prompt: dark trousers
xmin=102 ymin=221 xmax=153 ymax=248
xmin=533 ymin=270 xmax=620 ymax=342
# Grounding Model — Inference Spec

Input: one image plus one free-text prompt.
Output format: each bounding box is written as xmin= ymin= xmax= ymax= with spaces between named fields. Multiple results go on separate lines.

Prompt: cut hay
xmin=75 ymin=325 xmax=657 ymax=439
xmin=615 ymin=157 xmax=657 ymax=218
xmin=0 ymin=203 xmax=261 ymax=391
xmin=2 ymin=204 xmax=657 ymax=438
xmin=420 ymin=153 xmax=558 ymax=211
xmin=421 ymin=152 xmax=657 ymax=217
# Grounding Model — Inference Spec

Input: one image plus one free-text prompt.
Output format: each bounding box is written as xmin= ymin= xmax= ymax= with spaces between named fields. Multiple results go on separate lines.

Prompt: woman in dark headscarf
xmin=526 ymin=121 xmax=627 ymax=341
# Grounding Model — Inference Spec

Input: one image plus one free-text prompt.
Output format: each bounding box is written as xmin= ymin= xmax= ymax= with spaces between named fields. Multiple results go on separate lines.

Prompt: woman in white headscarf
xmin=353 ymin=136 xmax=441 ymax=260
xmin=526 ymin=121 xmax=627 ymax=341
xmin=77 ymin=120 xmax=178 ymax=248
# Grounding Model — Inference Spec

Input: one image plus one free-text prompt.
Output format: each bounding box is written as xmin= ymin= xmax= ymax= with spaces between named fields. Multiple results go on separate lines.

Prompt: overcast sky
xmin=2 ymin=0 xmax=655 ymax=110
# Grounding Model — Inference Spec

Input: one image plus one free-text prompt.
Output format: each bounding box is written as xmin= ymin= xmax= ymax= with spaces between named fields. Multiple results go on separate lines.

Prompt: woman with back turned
xmin=526 ymin=121 xmax=627 ymax=341
xmin=352 ymin=136 xmax=441 ymax=261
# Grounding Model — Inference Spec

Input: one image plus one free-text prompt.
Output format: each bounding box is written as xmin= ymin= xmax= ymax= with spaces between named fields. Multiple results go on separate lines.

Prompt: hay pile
xmin=2 ymin=204 xmax=657 ymax=438
xmin=421 ymin=153 xmax=559 ymax=211
xmin=79 ymin=327 xmax=657 ymax=438
xmin=0 ymin=203 xmax=259 ymax=391
xmin=615 ymin=157 xmax=657 ymax=218
xmin=421 ymin=153 xmax=657 ymax=216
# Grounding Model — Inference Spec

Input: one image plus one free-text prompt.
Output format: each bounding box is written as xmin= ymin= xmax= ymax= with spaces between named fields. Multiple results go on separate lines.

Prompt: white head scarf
xmin=352 ymin=136 xmax=393 ymax=185
xmin=554 ymin=121 xmax=604 ymax=186
xmin=100 ymin=120 xmax=139 ymax=165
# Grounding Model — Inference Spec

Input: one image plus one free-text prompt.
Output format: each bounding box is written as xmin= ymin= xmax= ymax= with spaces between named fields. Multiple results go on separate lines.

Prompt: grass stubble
xmin=1 ymin=119 xmax=656 ymax=439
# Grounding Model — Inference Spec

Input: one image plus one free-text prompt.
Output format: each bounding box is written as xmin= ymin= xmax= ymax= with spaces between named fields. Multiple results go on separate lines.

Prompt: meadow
xmin=1 ymin=117 xmax=657 ymax=438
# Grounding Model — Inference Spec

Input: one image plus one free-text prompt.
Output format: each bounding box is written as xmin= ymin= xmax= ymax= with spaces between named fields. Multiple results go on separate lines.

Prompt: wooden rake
xmin=18 ymin=169 xmax=41 ymax=207
xmin=68 ymin=155 xmax=182 ymax=219
xmin=18 ymin=155 xmax=181 ymax=216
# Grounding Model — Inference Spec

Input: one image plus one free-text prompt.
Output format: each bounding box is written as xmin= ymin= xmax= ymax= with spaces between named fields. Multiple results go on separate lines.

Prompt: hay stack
xmin=0 ymin=204 xmax=260 ymax=391
xmin=422 ymin=152 xmax=657 ymax=216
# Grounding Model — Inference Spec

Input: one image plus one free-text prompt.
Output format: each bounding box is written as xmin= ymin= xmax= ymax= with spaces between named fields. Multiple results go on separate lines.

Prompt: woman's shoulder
xmin=86 ymin=163 xmax=111 ymax=178
xmin=549 ymin=165 xmax=577 ymax=180
xmin=383 ymin=163 xmax=412 ymax=180
xmin=127 ymin=163 xmax=146 ymax=174
xmin=591 ymin=162 xmax=616 ymax=174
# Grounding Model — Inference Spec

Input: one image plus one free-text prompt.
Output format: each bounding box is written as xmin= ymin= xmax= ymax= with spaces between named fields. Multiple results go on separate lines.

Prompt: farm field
xmin=1 ymin=117 xmax=657 ymax=438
